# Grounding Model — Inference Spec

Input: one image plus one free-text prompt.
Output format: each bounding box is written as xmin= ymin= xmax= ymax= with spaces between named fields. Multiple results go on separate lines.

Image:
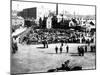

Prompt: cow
xmin=71 ymin=66 xmax=82 ymax=71
xmin=47 ymin=60 xmax=82 ymax=72
xmin=47 ymin=69 xmax=57 ymax=72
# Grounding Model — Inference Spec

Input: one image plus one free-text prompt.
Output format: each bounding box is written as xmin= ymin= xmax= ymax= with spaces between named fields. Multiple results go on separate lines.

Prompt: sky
xmin=12 ymin=1 xmax=95 ymax=18
xmin=12 ymin=1 xmax=56 ymax=18
xmin=58 ymin=4 xmax=95 ymax=15
xmin=12 ymin=1 xmax=56 ymax=11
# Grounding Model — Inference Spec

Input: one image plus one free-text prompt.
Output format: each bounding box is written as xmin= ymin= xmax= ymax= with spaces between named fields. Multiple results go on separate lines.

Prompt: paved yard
xmin=11 ymin=43 xmax=96 ymax=74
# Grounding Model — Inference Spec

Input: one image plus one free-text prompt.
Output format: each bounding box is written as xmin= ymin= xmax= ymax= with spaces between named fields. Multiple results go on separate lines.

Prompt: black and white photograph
xmin=11 ymin=0 xmax=96 ymax=74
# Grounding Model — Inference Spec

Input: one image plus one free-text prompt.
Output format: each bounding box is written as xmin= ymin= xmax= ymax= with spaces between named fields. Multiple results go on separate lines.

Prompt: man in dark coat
xmin=61 ymin=40 xmax=64 ymax=46
xmin=81 ymin=46 xmax=84 ymax=56
xmin=55 ymin=46 xmax=58 ymax=54
xmin=78 ymin=46 xmax=84 ymax=56
xmin=66 ymin=45 xmax=69 ymax=53
xmin=78 ymin=46 xmax=81 ymax=56
xmin=12 ymin=41 xmax=18 ymax=54
xmin=60 ymin=46 xmax=63 ymax=54
xmin=46 ymin=40 xmax=48 ymax=48
xmin=85 ymin=45 xmax=87 ymax=52
xmin=42 ymin=40 xmax=45 ymax=48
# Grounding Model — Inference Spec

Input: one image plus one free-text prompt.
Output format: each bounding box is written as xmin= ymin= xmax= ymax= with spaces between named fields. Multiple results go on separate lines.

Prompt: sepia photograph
xmin=11 ymin=0 xmax=96 ymax=74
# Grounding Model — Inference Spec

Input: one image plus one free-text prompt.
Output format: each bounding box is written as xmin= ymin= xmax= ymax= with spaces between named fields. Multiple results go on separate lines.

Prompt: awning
xmin=12 ymin=27 xmax=27 ymax=37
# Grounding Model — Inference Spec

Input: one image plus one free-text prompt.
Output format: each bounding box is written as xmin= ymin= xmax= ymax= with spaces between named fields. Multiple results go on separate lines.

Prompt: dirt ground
xmin=11 ymin=43 xmax=96 ymax=74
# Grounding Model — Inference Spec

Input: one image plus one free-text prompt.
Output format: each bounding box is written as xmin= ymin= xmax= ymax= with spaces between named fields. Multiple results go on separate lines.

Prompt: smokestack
xmin=56 ymin=3 xmax=58 ymax=15
xmin=74 ymin=11 xmax=75 ymax=18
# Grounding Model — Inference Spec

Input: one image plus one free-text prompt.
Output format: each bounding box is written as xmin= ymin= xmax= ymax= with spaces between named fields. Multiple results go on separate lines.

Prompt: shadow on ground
xmin=70 ymin=53 xmax=79 ymax=56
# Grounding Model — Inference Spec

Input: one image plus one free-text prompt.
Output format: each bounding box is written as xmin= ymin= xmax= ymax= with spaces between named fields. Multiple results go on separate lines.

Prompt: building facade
xmin=18 ymin=7 xmax=37 ymax=19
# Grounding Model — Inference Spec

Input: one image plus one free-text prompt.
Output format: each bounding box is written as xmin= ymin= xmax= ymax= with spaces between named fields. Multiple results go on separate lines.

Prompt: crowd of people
xmin=19 ymin=28 xmax=95 ymax=45
xmin=11 ymin=27 xmax=96 ymax=54
xmin=11 ymin=34 xmax=96 ymax=55
xmin=54 ymin=43 xmax=95 ymax=56
xmin=55 ymin=45 xmax=69 ymax=54
xmin=11 ymin=15 xmax=96 ymax=54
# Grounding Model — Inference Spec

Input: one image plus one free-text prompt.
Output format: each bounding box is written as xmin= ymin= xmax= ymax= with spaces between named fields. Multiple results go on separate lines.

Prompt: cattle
xmin=47 ymin=60 xmax=82 ymax=72
xmin=56 ymin=63 xmax=70 ymax=71
xmin=71 ymin=66 xmax=82 ymax=71
xmin=47 ymin=69 xmax=57 ymax=72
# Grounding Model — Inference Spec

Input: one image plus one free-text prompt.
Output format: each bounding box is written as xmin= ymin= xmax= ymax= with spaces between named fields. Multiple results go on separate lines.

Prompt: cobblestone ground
xmin=11 ymin=43 xmax=96 ymax=74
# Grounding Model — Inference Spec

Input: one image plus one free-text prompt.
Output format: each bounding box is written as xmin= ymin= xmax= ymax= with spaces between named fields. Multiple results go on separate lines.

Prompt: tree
xmin=39 ymin=17 xmax=42 ymax=28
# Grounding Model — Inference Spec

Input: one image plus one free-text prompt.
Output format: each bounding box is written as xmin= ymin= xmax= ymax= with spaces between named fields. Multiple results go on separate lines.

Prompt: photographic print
xmin=11 ymin=0 xmax=96 ymax=74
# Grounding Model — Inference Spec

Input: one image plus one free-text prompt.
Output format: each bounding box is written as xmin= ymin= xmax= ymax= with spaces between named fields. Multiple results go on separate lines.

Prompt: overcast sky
xmin=12 ymin=1 xmax=95 ymax=17
xmin=58 ymin=4 xmax=95 ymax=15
